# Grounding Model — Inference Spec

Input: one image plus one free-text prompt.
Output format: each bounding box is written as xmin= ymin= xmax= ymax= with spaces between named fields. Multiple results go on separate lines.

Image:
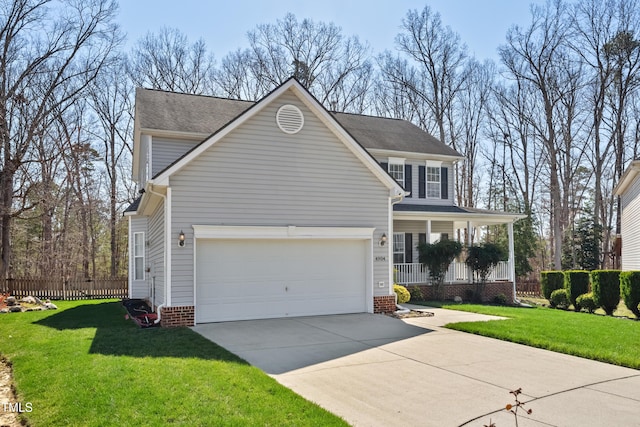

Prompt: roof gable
xmin=134 ymin=88 xmax=463 ymax=159
xmin=151 ymin=78 xmax=404 ymax=195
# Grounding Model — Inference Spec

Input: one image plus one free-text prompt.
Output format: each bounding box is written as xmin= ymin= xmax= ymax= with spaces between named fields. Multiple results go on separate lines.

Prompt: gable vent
xmin=276 ymin=104 xmax=304 ymax=134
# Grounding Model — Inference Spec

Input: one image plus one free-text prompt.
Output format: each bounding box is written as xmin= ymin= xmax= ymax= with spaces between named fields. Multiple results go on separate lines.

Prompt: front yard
xmin=434 ymin=303 xmax=640 ymax=369
xmin=0 ymin=300 xmax=348 ymax=426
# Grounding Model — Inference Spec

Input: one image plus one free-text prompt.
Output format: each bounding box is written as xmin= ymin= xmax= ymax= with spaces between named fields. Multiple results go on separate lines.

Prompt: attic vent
xmin=276 ymin=104 xmax=304 ymax=134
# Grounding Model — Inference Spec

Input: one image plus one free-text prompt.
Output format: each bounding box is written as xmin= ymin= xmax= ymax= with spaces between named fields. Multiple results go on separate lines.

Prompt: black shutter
xmin=418 ymin=233 xmax=426 ymax=246
xmin=441 ymin=167 xmax=448 ymax=199
xmin=405 ymin=233 xmax=413 ymax=263
xmin=404 ymin=164 xmax=412 ymax=197
xmin=418 ymin=165 xmax=426 ymax=198
xmin=380 ymin=162 xmax=388 ymax=172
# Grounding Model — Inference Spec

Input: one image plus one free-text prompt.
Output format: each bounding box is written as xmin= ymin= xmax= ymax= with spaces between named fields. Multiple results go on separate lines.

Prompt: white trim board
xmin=192 ymin=225 xmax=375 ymax=240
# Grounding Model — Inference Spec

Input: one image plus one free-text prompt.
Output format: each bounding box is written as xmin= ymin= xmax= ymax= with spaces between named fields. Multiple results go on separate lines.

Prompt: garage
xmin=194 ymin=227 xmax=373 ymax=323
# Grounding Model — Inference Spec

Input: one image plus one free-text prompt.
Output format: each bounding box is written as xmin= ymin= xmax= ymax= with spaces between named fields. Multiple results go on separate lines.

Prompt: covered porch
xmin=392 ymin=204 xmax=525 ymax=288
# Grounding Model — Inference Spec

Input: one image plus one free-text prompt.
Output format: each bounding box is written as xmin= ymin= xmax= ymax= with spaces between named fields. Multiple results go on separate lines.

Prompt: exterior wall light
xmin=178 ymin=230 xmax=185 ymax=247
xmin=380 ymin=233 xmax=387 ymax=247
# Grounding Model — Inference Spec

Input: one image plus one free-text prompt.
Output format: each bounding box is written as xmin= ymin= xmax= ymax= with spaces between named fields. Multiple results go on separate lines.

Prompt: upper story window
xmin=388 ymin=157 xmax=405 ymax=185
xmin=426 ymin=166 xmax=441 ymax=198
xmin=426 ymin=161 xmax=442 ymax=199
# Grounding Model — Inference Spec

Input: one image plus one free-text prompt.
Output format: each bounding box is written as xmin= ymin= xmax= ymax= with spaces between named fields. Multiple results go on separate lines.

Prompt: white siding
xmin=621 ymin=175 xmax=640 ymax=270
xmin=152 ymin=137 xmax=200 ymax=177
xmin=169 ymin=90 xmax=391 ymax=306
xmin=148 ymin=202 xmax=165 ymax=307
xmin=393 ymin=220 xmax=454 ymax=263
xmin=129 ymin=216 xmax=148 ymax=299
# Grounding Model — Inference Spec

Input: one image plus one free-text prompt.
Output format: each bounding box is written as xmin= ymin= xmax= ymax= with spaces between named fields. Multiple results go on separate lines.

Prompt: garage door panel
xmin=196 ymin=238 xmax=368 ymax=323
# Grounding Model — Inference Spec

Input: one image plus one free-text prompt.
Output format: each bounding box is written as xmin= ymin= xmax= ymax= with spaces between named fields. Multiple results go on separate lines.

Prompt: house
xmin=125 ymin=78 xmax=523 ymax=326
xmin=614 ymin=160 xmax=640 ymax=270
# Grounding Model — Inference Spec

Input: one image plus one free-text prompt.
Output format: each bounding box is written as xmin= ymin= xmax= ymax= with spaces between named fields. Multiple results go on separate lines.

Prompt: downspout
xmin=146 ymin=183 xmax=168 ymax=320
xmin=154 ymin=303 xmax=165 ymax=325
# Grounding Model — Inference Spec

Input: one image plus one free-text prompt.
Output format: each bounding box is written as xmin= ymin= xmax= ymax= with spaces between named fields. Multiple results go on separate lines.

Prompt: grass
xmin=418 ymin=301 xmax=640 ymax=369
xmin=0 ymin=300 xmax=348 ymax=427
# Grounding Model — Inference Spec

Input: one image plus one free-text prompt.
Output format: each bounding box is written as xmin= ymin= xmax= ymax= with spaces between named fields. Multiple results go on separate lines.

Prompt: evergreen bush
xmin=564 ymin=270 xmax=590 ymax=311
xmin=550 ymin=288 xmax=570 ymax=309
xmin=620 ymin=271 xmax=640 ymax=318
xmin=576 ymin=293 xmax=596 ymax=314
xmin=540 ymin=271 xmax=564 ymax=302
xmin=590 ymin=270 xmax=621 ymax=316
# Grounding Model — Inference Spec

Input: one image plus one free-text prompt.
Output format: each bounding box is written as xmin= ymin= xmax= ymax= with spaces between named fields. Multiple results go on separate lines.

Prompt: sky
xmin=118 ymin=0 xmax=547 ymax=63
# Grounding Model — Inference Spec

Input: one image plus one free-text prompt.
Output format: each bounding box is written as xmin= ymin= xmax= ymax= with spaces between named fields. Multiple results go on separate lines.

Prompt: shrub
xmin=408 ymin=285 xmax=424 ymax=302
xmin=393 ymin=284 xmax=411 ymax=304
xmin=591 ymin=270 xmax=621 ymax=316
xmin=550 ymin=289 xmax=570 ymax=309
xmin=540 ymin=271 xmax=564 ymax=301
xmin=576 ymin=293 xmax=597 ymax=314
xmin=418 ymin=239 xmax=463 ymax=299
xmin=493 ymin=293 xmax=508 ymax=305
xmin=620 ymin=271 xmax=640 ymax=318
xmin=564 ymin=270 xmax=590 ymax=311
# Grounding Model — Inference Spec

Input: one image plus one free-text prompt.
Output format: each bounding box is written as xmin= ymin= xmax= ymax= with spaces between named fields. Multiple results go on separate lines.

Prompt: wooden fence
xmin=1 ymin=277 xmax=128 ymax=300
xmin=516 ymin=280 xmax=541 ymax=297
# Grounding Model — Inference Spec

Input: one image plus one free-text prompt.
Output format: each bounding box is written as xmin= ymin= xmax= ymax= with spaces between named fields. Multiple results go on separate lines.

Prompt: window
xmin=388 ymin=163 xmax=404 ymax=184
xmin=133 ymin=232 xmax=145 ymax=280
xmin=393 ymin=232 xmax=405 ymax=264
xmin=426 ymin=166 xmax=441 ymax=198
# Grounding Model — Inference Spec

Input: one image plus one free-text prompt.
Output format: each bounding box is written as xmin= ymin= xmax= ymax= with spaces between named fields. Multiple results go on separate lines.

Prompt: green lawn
xmin=432 ymin=303 xmax=640 ymax=369
xmin=0 ymin=300 xmax=348 ymax=426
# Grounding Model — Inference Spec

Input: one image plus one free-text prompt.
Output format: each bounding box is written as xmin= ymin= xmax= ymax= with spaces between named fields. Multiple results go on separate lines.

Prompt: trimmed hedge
xmin=620 ymin=271 xmax=640 ymax=318
xmin=550 ymin=288 xmax=569 ymax=309
xmin=590 ymin=270 xmax=621 ymax=316
xmin=564 ymin=270 xmax=590 ymax=311
xmin=393 ymin=284 xmax=411 ymax=304
xmin=540 ymin=271 xmax=564 ymax=301
xmin=576 ymin=293 xmax=597 ymax=314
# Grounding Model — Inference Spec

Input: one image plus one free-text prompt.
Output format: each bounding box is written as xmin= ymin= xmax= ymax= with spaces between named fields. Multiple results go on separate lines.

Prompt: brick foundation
xmin=407 ymin=282 xmax=515 ymax=303
xmin=160 ymin=305 xmax=195 ymax=327
xmin=374 ymin=295 xmax=397 ymax=313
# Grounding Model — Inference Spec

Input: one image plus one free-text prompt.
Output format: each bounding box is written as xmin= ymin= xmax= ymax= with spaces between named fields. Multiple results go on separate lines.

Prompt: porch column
xmin=426 ymin=220 xmax=431 ymax=243
xmin=467 ymin=221 xmax=473 ymax=284
xmin=508 ymin=221 xmax=516 ymax=300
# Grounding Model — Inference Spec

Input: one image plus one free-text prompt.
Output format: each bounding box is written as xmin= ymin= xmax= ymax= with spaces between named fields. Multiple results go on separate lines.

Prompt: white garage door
xmin=196 ymin=238 xmax=368 ymax=323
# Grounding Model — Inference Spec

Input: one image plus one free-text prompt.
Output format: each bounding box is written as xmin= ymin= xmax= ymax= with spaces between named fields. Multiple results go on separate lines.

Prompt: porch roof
xmin=393 ymin=204 xmax=526 ymax=227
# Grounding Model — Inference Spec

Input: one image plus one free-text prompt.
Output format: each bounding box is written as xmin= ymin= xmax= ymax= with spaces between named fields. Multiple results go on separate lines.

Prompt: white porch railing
xmin=394 ymin=261 xmax=511 ymax=285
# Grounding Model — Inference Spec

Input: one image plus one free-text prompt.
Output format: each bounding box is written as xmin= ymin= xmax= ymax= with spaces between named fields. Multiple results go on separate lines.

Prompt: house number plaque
xmin=375 ymin=256 xmax=387 ymax=261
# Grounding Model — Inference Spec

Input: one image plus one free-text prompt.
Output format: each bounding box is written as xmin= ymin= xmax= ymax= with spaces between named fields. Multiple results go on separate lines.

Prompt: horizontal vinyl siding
xmin=393 ymin=220 xmax=454 ymax=263
xmin=152 ymin=137 xmax=200 ymax=177
xmin=148 ymin=202 xmax=165 ymax=307
xmin=621 ymin=176 xmax=640 ymax=270
xmin=129 ymin=216 xmax=148 ymax=299
xmin=169 ymin=90 xmax=390 ymax=306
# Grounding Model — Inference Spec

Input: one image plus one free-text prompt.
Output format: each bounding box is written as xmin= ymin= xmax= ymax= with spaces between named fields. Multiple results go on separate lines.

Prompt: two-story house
xmin=614 ymin=160 xmax=640 ymax=270
xmin=126 ymin=78 xmax=522 ymax=326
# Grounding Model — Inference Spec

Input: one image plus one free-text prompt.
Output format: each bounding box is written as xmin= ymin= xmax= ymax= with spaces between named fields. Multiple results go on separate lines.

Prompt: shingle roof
xmin=124 ymin=196 xmax=142 ymax=213
xmin=135 ymin=88 xmax=463 ymax=157
xmin=135 ymin=88 xmax=253 ymax=135
xmin=332 ymin=113 xmax=462 ymax=157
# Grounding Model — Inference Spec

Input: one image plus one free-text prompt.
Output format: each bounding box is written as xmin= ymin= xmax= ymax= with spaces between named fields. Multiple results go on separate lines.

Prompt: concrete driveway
xmin=192 ymin=307 xmax=640 ymax=426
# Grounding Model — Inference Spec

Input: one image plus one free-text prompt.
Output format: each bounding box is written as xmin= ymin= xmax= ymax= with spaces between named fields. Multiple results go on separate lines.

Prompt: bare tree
xmin=0 ymin=0 xmax=121 ymax=279
xmin=215 ymin=13 xmax=373 ymax=112
xmin=128 ymin=27 xmax=216 ymax=94
xmin=379 ymin=6 xmax=468 ymax=144
xmin=499 ymin=0 xmax=588 ymax=268
xmin=90 ymin=56 xmax=134 ymax=277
